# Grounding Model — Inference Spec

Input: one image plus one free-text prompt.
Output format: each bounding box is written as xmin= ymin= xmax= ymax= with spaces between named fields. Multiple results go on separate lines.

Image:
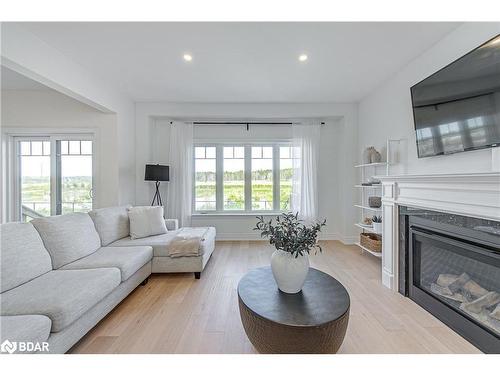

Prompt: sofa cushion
xmin=128 ymin=206 xmax=168 ymax=239
xmin=198 ymin=227 xmax=216 ymax=258
xmin=61 ymin=246 xmax=153 ymax=281
xmin=89 ymin=205 xmax=131 ymax=246
xmin=109 ymin=227 xmax=216 ymax=258
xmin=0 ymin=315 xmax=51 ymax=347
xmin=31 ymin=213 xmax=101 ymax=269
xmin=0 ymin=268 xmax=120 ymax=332
xmin=109 ymin=232 xmax=177 ymax=257
xmin=0 ymin=222 xmax=52 ymax=293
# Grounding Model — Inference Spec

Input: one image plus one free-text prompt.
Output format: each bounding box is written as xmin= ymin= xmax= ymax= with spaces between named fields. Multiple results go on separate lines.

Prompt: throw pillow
xmin=128 ymin=206 xmax=168 ymax=239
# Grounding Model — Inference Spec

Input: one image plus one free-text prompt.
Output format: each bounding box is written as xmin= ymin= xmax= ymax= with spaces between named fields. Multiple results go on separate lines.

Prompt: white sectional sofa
xmin=0 ymin=206 xmax=216 ymax=354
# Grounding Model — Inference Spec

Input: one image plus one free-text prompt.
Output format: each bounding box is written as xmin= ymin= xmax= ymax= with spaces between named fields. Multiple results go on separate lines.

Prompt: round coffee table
xmin=238 ymin=266 xmax=350 ymax=354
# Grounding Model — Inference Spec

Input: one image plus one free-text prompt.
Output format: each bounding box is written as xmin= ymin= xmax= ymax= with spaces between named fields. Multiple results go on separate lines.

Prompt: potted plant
xmin=372 ymin=215 xmax=382 ymax=234
xmin=254 ymin=212 xmax=326 ymax=294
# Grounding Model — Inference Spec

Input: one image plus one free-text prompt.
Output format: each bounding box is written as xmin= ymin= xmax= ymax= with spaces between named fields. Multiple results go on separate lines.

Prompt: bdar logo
xmin=1 ymin=340 xmax=17 ymax=354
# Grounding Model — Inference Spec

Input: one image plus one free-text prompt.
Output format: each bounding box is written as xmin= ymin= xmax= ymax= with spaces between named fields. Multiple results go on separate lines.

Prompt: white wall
xmin=135 ymin=102 xmax=358 ymax=242
xmin=358 ymin=22 xmax=500 ymax=174
xmin=1 ymin=89 xmax=120 ymax=209
xmin=1 ymin=23 xmax=136 ymax=204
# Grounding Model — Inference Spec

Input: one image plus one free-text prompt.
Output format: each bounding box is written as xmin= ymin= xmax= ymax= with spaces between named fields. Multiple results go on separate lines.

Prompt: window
xmin=15 ymin=136 xmax=94 ymax=221
xmin=19 ymin=140 xmax=51 ymax=219
xmin=194 ymin=146 xmax=216 ymax=211
xmin=193 ymin=144 xmax=296 ymax=213
xmin=251 ymin=146 xmax=273 ymax=210
xmin=59 ymin=140 xmax=93 ymax=214
xmin=223 ymin=146 xmax=245 ymax=210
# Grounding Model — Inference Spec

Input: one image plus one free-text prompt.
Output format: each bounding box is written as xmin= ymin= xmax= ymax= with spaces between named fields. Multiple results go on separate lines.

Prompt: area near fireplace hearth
xmin=377 ymin=172 xmax=500 ymax=353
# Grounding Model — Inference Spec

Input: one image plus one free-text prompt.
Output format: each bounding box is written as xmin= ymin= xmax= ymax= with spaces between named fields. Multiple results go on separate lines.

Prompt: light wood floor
xmin=70 ymin=241 xmax=481 ymax=354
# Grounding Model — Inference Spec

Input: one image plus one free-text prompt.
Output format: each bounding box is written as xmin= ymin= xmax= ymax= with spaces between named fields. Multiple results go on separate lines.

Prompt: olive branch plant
xmin=254 ymin=212 xmax=327 ymax=258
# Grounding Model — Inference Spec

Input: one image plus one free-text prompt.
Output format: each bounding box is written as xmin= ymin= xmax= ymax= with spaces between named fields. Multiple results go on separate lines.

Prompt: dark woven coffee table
xmin=238 ymin=266 xmax=350 ymax=354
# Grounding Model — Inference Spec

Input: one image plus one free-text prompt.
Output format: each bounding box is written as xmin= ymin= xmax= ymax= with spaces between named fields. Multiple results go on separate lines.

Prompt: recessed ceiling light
xmin=183 ymin=54 xmax=193 ymax=62
xmin=298 ymin=54 xmax=308 ymax=62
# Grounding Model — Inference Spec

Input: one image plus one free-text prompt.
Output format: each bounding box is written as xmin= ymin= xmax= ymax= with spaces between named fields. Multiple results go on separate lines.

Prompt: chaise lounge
xmin=0 ymin=206 xmax=216 ymax=353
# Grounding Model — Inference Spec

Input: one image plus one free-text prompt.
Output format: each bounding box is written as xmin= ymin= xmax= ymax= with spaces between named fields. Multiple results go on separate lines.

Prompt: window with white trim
xmin=194 ymin=146 xmax=216 ymax=211
xmin=223 ymin=146 xmax=245 ymax=210
xmin=14 ymin=136 xmax=94 ymax=221
xmin=194 ymin=143 xmax=298 ymax=213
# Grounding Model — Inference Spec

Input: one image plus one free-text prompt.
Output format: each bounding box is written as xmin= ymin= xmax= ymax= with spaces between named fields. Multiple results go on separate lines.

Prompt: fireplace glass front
xmin=400 ymin=207 xmax=500 ymax=353
xmin=412 ymin=230 xmax=500 ymax=336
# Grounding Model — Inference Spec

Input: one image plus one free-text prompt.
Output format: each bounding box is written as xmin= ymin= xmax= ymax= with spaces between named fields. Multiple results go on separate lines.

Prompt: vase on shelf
xmin=362 ymin=146 xmax=375 ymax=164
xmin=372 ymin=222 xmax=382 ymax=234
xmin=368 ymin=196 xmax=381 ymax=208
xmin=370 ymin=149 xmax=382 ymax=163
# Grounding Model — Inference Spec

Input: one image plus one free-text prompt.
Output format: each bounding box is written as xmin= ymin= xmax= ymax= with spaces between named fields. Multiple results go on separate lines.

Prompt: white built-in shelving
xmin=354 ymin=139 xmax=403 ymax=259
xmin=354 ymin=223 xmax=380 ymax=234
xmin=354 ymin=162 xmax=389 ymax=169
xmin=354 ymin=204 xmax=382 ymax=212
xmin=355 ymin=242 xmax=382 ymax=258
xmin=354 ymin=184 xmax=382 ymax=188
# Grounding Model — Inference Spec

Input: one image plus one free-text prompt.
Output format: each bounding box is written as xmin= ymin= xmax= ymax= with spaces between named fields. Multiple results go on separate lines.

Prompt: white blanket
xmin=168 ymin=227 xmax=210 ymax=258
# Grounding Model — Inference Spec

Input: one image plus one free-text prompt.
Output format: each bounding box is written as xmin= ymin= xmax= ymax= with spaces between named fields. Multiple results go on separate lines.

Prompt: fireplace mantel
xmin=374 ymin=172 xmax=500 ymax=290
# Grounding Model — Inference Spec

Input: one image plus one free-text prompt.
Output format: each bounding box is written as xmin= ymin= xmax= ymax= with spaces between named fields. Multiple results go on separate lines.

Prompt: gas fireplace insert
xmin=399 ymin=207 xmax=500 ymax=353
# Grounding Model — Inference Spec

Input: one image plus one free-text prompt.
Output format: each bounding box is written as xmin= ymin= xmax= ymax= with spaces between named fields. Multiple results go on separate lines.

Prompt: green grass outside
xmin=23 ymin=176 xmax=291 ymax=215
xmin=195 ymin=180 xmax=291 ymax=210
xmin=21 ymin=176 xmax=92 ymax=216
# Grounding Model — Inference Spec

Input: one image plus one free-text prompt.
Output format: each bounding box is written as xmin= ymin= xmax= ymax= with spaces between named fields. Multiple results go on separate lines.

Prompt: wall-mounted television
xmin=411 ymin=34 xmax=500 ymax=158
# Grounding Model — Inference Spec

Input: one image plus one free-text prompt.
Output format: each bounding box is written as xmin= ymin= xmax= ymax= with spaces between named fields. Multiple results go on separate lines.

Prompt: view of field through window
xmin=194 ymin=145 xmax=295 ymax=212
xmin=224 ymin=146 xmax=245 ymax=210
xmin=20 ymin=140 xmax=93 ymax=221
xmin=194 ymin=146 xmax=216 ymax=211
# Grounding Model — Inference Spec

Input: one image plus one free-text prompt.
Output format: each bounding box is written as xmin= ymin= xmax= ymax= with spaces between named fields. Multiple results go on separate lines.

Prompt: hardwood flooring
xmin=69 ymin=241 xmax=481 ymax=354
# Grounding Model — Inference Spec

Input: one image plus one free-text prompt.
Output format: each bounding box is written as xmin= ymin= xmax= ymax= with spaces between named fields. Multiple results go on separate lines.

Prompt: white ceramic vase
xmin=270 ymin=249 xmax=310 ymax=294
xmin=372 ymin=222 xmax=382 ymax=234
xmin=370 ymin=149 xmax=382 ymax=163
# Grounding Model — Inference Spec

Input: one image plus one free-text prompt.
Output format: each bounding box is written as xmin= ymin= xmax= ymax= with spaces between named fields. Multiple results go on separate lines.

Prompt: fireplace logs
xmin=462 ymin=291 xmax=500 ymax=314
xmin=430 ymin=272 xmax=500 ymax=334
xmin=491 ymin=305 xmax=500 ymax=320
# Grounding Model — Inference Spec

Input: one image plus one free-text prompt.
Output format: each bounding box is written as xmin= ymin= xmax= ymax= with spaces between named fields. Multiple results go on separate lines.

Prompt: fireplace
xmin=399 ymin=207 xmax=500 ymax=353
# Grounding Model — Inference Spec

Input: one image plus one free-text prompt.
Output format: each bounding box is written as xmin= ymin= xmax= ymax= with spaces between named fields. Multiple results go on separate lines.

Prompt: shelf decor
xmin=368 ymin=196 xmax=382 ymax=208
xmin=370 ymin=149 xmax=382 ymax=163
xmin=354 ymin=139 xmax=403 ymax=259
xmin=372 ymin=215 xmax=382 ymax=234
xmin=360 ymin=232 xmax=382 ymax=252
xmin=362 ymin=146 xmax=376 ymax=164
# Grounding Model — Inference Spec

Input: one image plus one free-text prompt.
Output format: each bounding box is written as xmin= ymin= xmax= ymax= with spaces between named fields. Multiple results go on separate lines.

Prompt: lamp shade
xmin=145 ymin=164 xmax=169 ymax=182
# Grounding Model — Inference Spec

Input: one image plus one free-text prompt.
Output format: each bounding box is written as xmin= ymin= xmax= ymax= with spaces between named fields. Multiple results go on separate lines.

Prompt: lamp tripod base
xmin=151 ymin=181 xmax=164 ymax=206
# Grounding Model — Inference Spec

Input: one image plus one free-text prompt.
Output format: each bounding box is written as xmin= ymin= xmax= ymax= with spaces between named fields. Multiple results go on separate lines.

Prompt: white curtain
xmin=291 ymin=121 xmax=321 ymax=223
xmin=166 ymin=121 xmax=193 ymax=227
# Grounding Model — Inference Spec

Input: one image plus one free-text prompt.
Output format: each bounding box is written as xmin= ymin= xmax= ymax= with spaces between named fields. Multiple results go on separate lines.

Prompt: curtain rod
xmin=169 ymin=121 xmax=325 ymax=125
xmin=192 ymin=121 xmax=325 ymax=125
xmin=168 ymin=121 xmax=325 ymax=131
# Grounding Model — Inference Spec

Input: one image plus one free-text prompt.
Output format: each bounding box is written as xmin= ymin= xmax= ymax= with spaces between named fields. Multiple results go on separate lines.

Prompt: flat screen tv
xmin=411 ymin=34 xmax=500 ymax=158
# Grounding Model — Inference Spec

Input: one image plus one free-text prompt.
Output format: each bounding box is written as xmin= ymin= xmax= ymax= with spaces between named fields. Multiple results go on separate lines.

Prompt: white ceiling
xmin=1 ymin=66 xmax=51 ymax=90
xmin=16 ymin=22 xmax=461 ymax=102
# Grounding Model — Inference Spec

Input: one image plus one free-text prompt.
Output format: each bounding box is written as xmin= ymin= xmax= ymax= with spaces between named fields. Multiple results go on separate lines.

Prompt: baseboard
xmin=215 ymin=232 xmax=342 ymax=241
xmin=340 ymin=236 xmax=358 ymax=245
xmin=215 ymin=233 xmax=265 ymax=241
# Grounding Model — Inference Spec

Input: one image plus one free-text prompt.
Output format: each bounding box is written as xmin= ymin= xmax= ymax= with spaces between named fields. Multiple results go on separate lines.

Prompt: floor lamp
xmin=145 ymin=164 xmax=170 ymax=206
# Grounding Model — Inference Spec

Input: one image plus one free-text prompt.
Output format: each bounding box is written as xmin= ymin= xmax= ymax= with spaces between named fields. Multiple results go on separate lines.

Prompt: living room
xmin=0 ymin=1 xmax=499 ymax=373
